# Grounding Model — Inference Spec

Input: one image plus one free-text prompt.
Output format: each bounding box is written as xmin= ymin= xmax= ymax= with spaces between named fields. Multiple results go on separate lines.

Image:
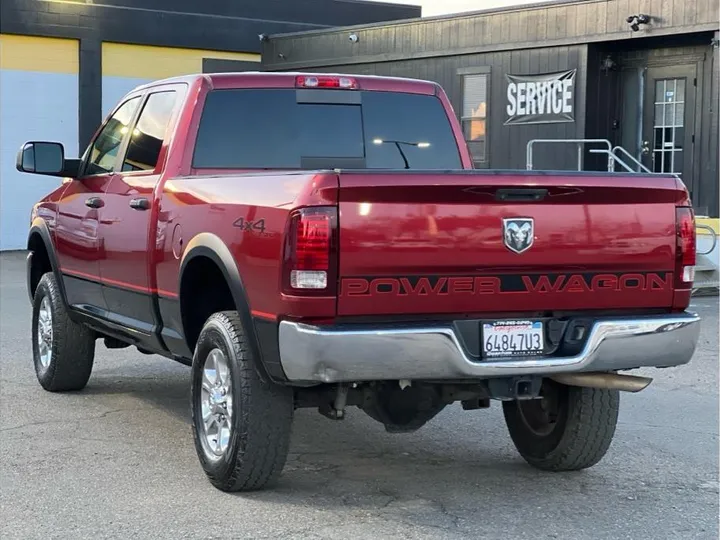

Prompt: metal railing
xmin=526 ymin=139 xmax=613 ymax=171
xmin=610 ymin=145 xmax=652 ymax=173
xmin=526 ymin=138 xmax=671 ymax=175
xmin=588 ymin=148 xmax=637 ymax=173
xmin=696 ymin=224 xmax=718 ymax=256
xmin=694 ymin=223 xmax=719 ymax=293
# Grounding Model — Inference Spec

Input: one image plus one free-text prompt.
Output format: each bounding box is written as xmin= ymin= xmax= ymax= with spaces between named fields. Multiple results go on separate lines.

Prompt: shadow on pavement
xmin=82 ymin=362 xmax=608 ymax=517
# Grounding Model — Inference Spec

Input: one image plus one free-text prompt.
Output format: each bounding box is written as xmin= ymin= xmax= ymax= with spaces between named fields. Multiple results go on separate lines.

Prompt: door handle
xmin=85 ymin=197 xmax=104 ymax=209
xmin=129 ymin=198 xmax=151 ymax=211
xmin=495 ymin=188 xmax=548 ymax=202
xmin=641 ymin=140 xmax=651 ymax=155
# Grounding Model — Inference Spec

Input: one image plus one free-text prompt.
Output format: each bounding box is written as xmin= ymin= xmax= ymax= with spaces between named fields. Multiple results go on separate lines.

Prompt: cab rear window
xmin=192 ymin=88 xmax=461 ymax=170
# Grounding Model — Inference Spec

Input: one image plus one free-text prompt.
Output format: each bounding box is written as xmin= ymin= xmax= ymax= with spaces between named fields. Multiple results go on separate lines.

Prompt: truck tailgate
xmin=337 ymin=171 xmax=683 ymax=317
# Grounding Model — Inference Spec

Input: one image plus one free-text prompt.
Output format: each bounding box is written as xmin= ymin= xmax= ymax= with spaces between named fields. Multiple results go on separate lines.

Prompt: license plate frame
xmin=481 ymin=320 xmax=545 ymax=359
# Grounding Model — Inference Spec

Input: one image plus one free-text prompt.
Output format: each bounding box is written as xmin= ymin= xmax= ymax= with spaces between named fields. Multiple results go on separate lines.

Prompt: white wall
xmin=0 ymin=36 xmax=79 ymax=251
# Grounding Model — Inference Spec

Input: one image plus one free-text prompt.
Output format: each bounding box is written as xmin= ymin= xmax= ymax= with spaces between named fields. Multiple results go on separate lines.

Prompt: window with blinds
xmin=461 ymin=73 xmax=489 ymax=165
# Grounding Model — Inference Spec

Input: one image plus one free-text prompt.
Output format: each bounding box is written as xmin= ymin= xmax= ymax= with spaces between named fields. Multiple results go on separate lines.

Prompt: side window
xmin=460 ymin=69 xmax=490 ymax=166
xmin=83 ymin=97 xmax=141 ymax=176
xmin=122 ymin=91 xmax=178 ymax=172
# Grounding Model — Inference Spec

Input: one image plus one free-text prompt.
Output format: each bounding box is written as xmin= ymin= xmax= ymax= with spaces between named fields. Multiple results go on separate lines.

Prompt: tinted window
xmin=362 ymin=91 xmax=461 ymax=169
xmin=298 ymin=104 xmax=364 ymax=160
xmin=84 ymin=97 xmax=141 ymax=176
xmin=193 ymin=90 xmax=363 ymax=169
xmin=122 ymin=91 xmax=178 ymax=172
xmin=193 ymin=89 xmax=461 ymax=170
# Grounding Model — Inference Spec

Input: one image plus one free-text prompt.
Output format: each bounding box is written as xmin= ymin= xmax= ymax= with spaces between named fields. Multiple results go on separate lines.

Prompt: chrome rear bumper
xmin=277 ymin=313 xmax=701 ymax=383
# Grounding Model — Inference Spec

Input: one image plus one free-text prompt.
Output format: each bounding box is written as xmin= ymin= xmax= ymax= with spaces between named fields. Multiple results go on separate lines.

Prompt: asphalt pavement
xmin=1 ymin=251 xmax=718 ymax=539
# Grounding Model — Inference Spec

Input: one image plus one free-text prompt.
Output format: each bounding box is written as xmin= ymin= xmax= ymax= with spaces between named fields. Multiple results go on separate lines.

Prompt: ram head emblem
xmin=503 ymin=218 xmax=534 ymax=254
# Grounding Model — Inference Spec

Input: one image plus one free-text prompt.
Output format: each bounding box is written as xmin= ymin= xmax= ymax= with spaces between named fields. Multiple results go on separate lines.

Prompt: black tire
xmin=190 ymin=311 xmax=294 ymax=492
xmin=31 ymin=273 xmax=95 ymax=392
xmin=502 ymin=379 xmax=619 ymax=471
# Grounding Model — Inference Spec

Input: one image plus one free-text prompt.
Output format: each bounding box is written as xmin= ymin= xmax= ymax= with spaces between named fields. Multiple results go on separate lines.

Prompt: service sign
xmin=505 ymin=69 xmax=576 ymax=125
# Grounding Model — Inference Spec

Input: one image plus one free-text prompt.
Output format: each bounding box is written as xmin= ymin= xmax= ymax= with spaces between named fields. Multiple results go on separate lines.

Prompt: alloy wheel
xmin=199 ymin=348 xmax=234 ymax=460
xmin=36 ymin=296 xmax=53 ymax=370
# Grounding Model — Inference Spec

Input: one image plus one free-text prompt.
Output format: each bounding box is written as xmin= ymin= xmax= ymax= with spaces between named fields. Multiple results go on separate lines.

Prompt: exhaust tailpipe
xmin=550 ymin=372 xmax=652 ymax=393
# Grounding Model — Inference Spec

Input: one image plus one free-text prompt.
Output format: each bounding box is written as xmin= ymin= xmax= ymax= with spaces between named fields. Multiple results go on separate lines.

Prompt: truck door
xmin=55 ymin=95 xmax=142 ymax=311
xmin=97 ymin=87 xmax=182 ymax=351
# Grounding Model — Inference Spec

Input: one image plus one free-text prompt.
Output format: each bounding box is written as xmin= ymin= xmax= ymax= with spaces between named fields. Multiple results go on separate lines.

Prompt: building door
xmin=641 ymin=64 xmax=697 ymax=195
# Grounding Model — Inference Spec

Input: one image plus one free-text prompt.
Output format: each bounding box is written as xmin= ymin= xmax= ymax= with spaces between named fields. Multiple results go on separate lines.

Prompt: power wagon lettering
xmin=340 ymin=272 xmax=672 ymax=297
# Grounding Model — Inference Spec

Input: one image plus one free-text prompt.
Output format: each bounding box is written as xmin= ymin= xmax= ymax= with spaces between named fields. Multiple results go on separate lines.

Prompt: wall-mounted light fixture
xmin=601 ymin=55 xmax=617 ymax=73
xmin=626 ymin=14 xmax=650 ymax=32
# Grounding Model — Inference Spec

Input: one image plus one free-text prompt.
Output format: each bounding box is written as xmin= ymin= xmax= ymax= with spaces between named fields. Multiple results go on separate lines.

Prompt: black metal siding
xmin=202 ymin=59 xmax=262 ymax=74
xmin=700 ymin=35 xmax=719 ymax=217
xmin=263 ymin=0 xmax=719 ymax=70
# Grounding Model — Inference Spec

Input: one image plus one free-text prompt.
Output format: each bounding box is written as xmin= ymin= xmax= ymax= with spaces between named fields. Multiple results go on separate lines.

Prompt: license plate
xmin=482 ymin=320 xmax=544 ymax=358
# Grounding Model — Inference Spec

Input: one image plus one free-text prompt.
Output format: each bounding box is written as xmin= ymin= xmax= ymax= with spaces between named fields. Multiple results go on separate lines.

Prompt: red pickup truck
xmin=19 ymin=72 xmax=700 ymax=492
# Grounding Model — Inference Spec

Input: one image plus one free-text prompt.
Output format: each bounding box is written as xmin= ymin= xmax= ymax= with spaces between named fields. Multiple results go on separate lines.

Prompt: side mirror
xmin=16 ymin=142 xmax=65 ymax=176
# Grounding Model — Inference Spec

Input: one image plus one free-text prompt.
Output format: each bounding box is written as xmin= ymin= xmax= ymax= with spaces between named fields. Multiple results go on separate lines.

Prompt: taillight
xmin=675 ymin=206 xmax=696 ymax=287
xmin=295 ymin=75 xmax=359 ymax=89
xmin=283 ymin=207 xmax=338 ymax=295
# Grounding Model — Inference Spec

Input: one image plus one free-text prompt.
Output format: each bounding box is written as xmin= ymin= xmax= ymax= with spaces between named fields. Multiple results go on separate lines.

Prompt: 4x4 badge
xmin=503 ymin=218 xmax=534 ymax=254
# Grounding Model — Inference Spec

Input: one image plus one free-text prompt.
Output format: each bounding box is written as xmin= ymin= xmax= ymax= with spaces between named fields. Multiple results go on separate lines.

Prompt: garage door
xmin=0 ymin=35 xmax=79 ymax=251
xmin=101 ymin=43 xmax=259 ymax=116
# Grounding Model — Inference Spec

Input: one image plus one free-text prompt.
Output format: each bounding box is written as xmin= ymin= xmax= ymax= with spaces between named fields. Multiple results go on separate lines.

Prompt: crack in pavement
xmin=437 ymin=501 xmax=463 ymax=529
xmin=0 ymin=408 xmax=138 ymax=432
xmin=618 ymin=421 xmax=719 ymax=436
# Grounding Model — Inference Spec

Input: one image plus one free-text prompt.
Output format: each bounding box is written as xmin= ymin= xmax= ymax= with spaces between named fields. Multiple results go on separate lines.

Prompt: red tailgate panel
xmin=337 ymin=172 xmax=682 ymax=317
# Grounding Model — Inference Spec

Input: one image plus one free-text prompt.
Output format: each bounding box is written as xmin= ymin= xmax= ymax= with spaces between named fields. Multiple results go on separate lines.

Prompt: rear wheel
xmin=502 ymin=379 xmax=619 ymax=471
xmin=31 ymin=273 xmax=96 ymax=392
xmin=190 ymin=311 xmax=294 ymax=492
